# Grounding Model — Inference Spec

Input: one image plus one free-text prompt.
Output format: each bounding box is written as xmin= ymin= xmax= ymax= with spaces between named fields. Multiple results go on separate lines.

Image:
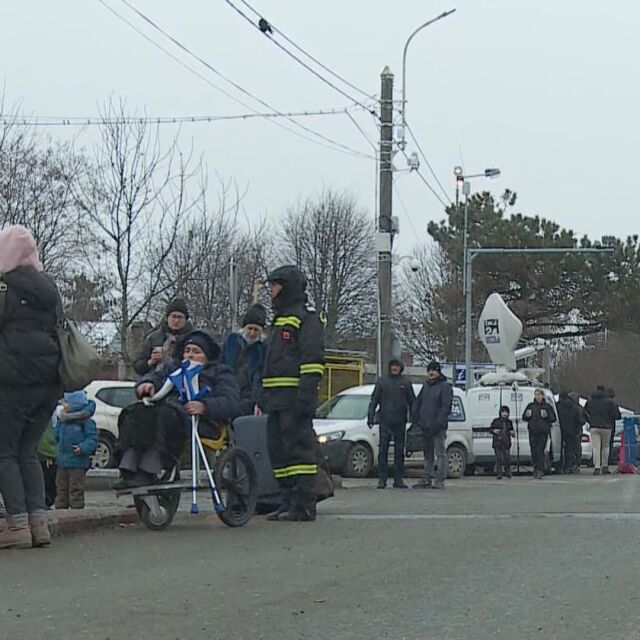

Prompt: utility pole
xmin=377 ymin=66 xmax=394 ymax=376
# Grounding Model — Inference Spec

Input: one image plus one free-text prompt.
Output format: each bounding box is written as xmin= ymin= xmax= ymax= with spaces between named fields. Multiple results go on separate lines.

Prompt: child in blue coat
xmin=54 ymin=390 xmax=98 ymax=509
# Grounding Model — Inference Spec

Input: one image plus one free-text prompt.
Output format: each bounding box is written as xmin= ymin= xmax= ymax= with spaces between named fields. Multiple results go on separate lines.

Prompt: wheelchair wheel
xmin=213 ymin=447 xmax=258 ymax=527
xmin=134 ymin=489 xmax=181 ymax=531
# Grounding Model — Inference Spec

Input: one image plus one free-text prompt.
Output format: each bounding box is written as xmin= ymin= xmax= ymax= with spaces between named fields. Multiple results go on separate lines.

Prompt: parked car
xmin=313 ymin=384 xmax=474 ymax=479
xmin=85 ymin=380 xmax=137 ymax=468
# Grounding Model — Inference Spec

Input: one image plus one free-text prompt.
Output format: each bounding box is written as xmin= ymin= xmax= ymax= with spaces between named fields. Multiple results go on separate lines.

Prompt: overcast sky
xmin=2 ymin=1 xmax=638 ymax=256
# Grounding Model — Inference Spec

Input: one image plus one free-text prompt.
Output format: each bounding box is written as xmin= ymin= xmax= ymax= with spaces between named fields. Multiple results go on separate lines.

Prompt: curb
xmin=48 ymin=509 xmax=139 ymax=537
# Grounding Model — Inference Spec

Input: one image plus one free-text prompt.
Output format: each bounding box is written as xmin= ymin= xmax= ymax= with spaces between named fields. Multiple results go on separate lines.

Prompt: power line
xmin=405 ymin=121 xmax=452 ymax=204
xmin=100 ymin=0 xmax=372 ymax=159
xmin=234 ymin=0 xmax=376 ymax=102
xmin=398 ymin=146 xmax=449 ymax=209
xmin=116 ymin=0 xmax=372 ymax=158
xmin=4 ymin=108 xmax=355 ymax=127
xmin=220 ymin=0 xmax=377 ymax=116
xmin=393 ymin=181 xmax=421 ymax=238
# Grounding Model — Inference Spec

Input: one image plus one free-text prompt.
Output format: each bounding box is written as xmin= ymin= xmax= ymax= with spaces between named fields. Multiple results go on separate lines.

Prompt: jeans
xmin=422 ymin=430 xmax=446 ymax=486
xmin=378 ymin=423 xmax=405 ymax=485
xmin=494 ymin=447 xmax=511 ymax=476
xmin=529 ymin=429 xmax=549 ymax=474
xmin=0 ymin=387 xmax=57 ymax=515
xmin=590 ymin=428 xmax=611 ymax=470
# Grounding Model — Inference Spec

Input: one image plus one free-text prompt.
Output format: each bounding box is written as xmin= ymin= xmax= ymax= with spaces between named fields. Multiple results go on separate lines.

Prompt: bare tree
xmin=74 ymin=99 xmax=202 ymax=371
xmin=396 ymin=242 xmax=464 ymax=364
xmin=279 ymin=189 xmax=376 ymax=347
xmin=160 ymin=179 xmax=272 ymax=336
xmin=0 ymin=99 xmax=86 ymax=278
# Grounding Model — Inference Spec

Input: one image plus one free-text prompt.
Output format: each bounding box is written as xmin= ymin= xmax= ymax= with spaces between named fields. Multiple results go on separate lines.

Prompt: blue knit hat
xmin=63 ymin=390 xmax=88 ymax=412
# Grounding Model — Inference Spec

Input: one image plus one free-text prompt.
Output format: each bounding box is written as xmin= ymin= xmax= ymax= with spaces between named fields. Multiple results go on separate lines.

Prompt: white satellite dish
xmin=477 ymin=293 xmax=523 ymax=370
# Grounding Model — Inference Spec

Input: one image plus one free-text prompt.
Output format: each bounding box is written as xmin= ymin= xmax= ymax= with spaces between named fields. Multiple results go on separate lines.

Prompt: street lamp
xmin=398 ymin=9 xmax=457 ymax=149
xmin=454 ymin=166 xmax=501 ymax=297
xmin=463 ymin=245 xmax=615 ymax=390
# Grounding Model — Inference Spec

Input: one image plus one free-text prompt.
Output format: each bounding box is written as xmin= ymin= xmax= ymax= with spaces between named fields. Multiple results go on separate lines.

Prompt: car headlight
xmin=318 ymin=431 xmax=345 ymax=444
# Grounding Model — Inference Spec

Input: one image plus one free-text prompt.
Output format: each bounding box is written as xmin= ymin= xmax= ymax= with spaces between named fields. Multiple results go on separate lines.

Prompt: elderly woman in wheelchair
xmin=114 ymin=329 xmax=240 ymax=490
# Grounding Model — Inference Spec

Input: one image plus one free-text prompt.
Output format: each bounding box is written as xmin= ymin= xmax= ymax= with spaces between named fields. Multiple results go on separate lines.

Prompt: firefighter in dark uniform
xmin=263 ymin=265 xmax=325 ymax=522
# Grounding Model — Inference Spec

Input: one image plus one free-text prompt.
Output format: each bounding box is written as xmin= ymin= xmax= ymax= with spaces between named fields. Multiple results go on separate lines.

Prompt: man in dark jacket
xmin=585 ymin=385 xmax=620 ymax=475
xmin=606 ymin=388 xmax=622 ymax=465
xmin=222 ymin=303 xmax=267 ymax=416
xmin=411 ymin=361 xmax=453 ymax=489
xmin=262 ymin=266 xmax=325 ymax=522
xmin=522 ymin=389 xmax=557 ymax=479
xmin=133 ymin=298 xmax=193 ymax=376
xmin=556 ymin=391 xmax=583 ymax=473
xmin=367 ymin=358 xmax=415 ymax=489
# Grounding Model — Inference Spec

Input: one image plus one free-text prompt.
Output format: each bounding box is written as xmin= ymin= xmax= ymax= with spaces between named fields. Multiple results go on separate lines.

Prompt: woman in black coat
xmin=115 ymin=329 xmax=240 ymax=489
xmin=0 ymin=225 xmax=62 ymax=549
xmin=522 ymin=388 xmax=557 ymax=480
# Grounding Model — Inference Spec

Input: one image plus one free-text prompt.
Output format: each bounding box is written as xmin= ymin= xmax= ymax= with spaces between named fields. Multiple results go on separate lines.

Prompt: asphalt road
xmin=3 ymin=474 xmax=640 ymax=640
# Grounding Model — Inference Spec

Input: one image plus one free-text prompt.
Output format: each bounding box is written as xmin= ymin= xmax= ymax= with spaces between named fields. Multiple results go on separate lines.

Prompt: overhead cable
xmin=100 ymin=0 xmax=372 ymax=159
xmin=399 ymin=147 xmax=449 ymax=209
xmin=234 ymin=0 xmax=376 ymax=102
xmin=405 ymin=122 xmax=452 ymax=204
xmin=221 ymin=0 xmax=377 ymax=116
xmin=5 ymin=108 xmax=354 ymax=127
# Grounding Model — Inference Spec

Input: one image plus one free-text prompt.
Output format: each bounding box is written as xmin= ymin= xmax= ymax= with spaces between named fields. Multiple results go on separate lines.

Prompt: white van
xmin=313 ymin=384 xmax=474 ymax=479
xmin=466 ymin=384 xmax=561 ymax=473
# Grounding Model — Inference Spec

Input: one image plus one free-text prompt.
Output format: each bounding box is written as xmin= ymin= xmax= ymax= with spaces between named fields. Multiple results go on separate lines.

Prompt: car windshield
xmin=316 ymin=394 xmax=369 ymax=420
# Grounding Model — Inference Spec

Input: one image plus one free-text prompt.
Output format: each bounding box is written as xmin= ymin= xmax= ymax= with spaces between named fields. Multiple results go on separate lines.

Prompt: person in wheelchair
xmin=114 ymin=329 xmax=240 ymax=490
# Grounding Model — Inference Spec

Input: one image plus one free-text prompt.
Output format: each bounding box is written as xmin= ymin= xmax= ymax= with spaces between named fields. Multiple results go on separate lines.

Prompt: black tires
xmin=214 ymin=447 xmax=258 ymax=527
xmin=135 ymin=490 xmax=181 ymax=531
xmin=344 ymin=442 xmax=373 ymax=478
xmin=92 ymin=432 xmax=116 ymax=469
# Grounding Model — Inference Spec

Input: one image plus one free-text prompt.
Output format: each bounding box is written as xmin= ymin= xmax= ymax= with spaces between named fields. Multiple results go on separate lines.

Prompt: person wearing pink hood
xmin=0 ymin=225 xmax=62 ymax=549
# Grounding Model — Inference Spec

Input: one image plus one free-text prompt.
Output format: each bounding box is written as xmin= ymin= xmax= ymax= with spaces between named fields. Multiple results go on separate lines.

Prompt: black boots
xmin=270 ymin=476 xmax=317 ymax=522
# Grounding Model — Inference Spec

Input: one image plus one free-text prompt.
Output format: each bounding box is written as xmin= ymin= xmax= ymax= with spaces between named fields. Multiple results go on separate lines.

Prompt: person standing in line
xmin=556 ymin=391 xmax=583 ymax=474
xmin=222 ymin=303 xmax=267 ymax=416
xmin=490 ymin=406 xmax=515 ymax=479
xmin=262 ymin=266 xmax=325 ymax=522
xmin=132 ymin=298 xmax=193 ymax=376
xmin=367 ymin=358 xmax=416 ymax=489
xmin=54 ymin=391 xmax=98 ymax=510
xmin=411 ymin=361 xmax=453 ymax=490
xmin=522 ymin=388 xmax=557 ymax=479
xmin=37 ymin=414 xmax=58 ymax=509
xmin=585 ymin=385 xmax=619 ymax=475
xmin=606 ymin=388 xmax=622 ymax=465
xmin=0 ymin=225 xmax=62 ymax=549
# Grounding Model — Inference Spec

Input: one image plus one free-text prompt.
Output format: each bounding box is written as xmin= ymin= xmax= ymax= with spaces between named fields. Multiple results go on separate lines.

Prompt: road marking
xmin=331 ymin=512 xmax=640 ymax=521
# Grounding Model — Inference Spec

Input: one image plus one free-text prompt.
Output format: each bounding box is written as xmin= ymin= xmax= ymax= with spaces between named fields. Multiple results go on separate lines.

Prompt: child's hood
xmin=60 ymin=397 xmax=96 ymax=420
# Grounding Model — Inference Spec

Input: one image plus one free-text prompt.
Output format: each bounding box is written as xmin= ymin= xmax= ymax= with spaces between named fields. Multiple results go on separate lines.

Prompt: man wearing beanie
xmin=133 ymin=298 xmax=193 ymax=376
xmin=222 ymin=303 xmax=267 ymax=416
xmin=411 ymin=361 xmax=453 ymax=489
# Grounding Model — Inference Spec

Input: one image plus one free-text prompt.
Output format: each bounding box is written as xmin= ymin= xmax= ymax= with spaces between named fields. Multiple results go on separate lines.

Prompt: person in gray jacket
xmin=411 ymin=361 xmax=453 ymax=489
xmin=367 ymin=358 xmax=415 ymax=489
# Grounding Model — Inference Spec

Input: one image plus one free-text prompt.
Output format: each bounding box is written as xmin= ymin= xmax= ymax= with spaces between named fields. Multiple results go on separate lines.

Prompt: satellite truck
xmin=464 ymin=293 xmax=561 ymax=475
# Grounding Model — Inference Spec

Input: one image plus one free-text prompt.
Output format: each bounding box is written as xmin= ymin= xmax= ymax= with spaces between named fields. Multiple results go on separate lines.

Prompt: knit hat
xmin=183 ymin=332 xmax=216 ymax=361
xmin=64 ymin=390 xmax=88 ymax=412
xmin=426 ymin=361 xmax=442 ymax=373
xmin=242 ymin=303 xmax=267 ymax=328
xmin=166 ymin=298 xmax=190 ymax=319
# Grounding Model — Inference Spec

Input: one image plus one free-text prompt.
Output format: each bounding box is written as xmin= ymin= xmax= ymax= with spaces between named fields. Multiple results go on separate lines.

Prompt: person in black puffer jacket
xmin=556 ymin=391 xmax=583 ymax=473
xmin=522 ymin=388 xmax=557 ymax=479
xmin=0 ymin=225 xmax=62 ymax=550
xmin=367 ymin=358 xmax=415 ymax=489
xmin=411 ymin=361 xmax=453 ymax=489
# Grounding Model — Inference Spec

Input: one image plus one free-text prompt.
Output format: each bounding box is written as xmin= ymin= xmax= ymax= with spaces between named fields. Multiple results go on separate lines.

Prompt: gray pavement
xmin=3 ymin=473 xmax=640 ymax=640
